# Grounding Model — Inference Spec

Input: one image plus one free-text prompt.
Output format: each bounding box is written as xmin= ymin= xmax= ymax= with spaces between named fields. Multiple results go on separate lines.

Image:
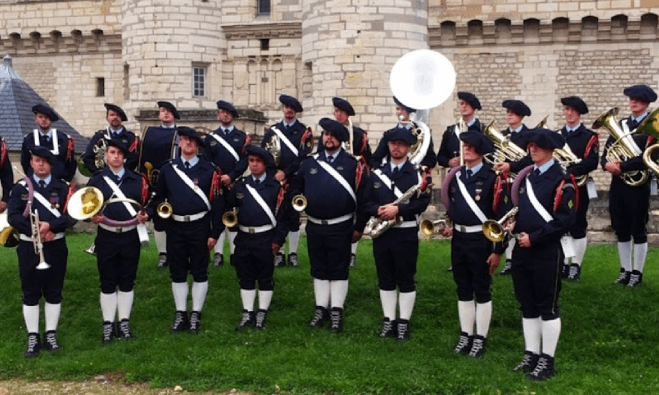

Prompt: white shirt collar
xmin=510 ymin=125 xmax=524 ymax=134
xmin=111 ymin=168 xmax=125 ymax=179
xmin=33 ymin=174 xmax=52 ymax=187
xmin=466 ymin=162 xmax=483 ymax=175
xmin=534 ymin=159 xmax=556 ymax=175
xmin=566 ymin=123 xmax=582 ymax=133
xmin=252 ymin=173 xmax=267 ymax=183
xmin=467 ymin=118 xmax=477 ymax=127
xmin=182 ymin=156 xmax=199 ymax=168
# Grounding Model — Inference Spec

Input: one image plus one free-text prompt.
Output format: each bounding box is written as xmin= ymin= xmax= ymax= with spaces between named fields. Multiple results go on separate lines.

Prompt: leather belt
xmin=393 ymin=220 xmax=417 ymax=229
xmin=453 ymin=223 xmax=482 ymax=233
xmin=172 ymin=211 xmax=208 ymax=222
xmin=239 ymin=224 xmax=274 ymax=234
xmin=307 ymin=213 xmax=353 ymax=226
xmin=99 ymin=223 xmax=136 ymax=233
xmin=20 ymin=233 xmax=65 ymax=242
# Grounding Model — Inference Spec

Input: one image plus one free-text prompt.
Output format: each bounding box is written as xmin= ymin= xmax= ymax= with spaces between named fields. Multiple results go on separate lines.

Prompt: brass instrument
xmin=400 ymin=115 xmax=432 ymax=167
xmin=292 ymin=195 xmax=307 ymax=212
xmin=265 ymin=128 xmax=282 ymax=166
xmin=144 ymin=161 xmax=160 ymax=187
xmin=157 ymin=200 xmax=173 ymax=219
xmin=30 ymin=210 xmax=50 ymax=270
xmin=346 ymin=118 xmax=355 ymax=158
xmin=457 ymin=117 xmax=467 ymax=166
xmin=593 ymin=107 xmax=649 ymax=187
xmin=66 ymin=187 xmax=105 ymax=221
xmin=222 ymin=208 xmax=239 ymax=227
xmin=0 ymin=212 xmax=19 ymax=247
xmin=552 ymin=141 xmax=587 ymax=187
xmin=638 ymin=107 xmax=659 ymax=177
xmin=483 ymin=121 xmax=528 ymax=173
xmin=77 ymin=137 xmax=108 ymax=177
xmin=363 ymin=182 xmax=425 ymax=238
xmin=482 ymin=207 xmax=518 ymax=243
xmin=536 ymin=116 xmax=549 ymax=129
xmin=420 ymin=218 xmax=449 ymax=236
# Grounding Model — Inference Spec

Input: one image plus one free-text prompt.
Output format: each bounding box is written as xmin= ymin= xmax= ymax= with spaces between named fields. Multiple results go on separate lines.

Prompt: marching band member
xmin=559 ymin=97 xmax=599 ymax=281
xmin=261 ymin=95 xmax=313 ymax=268
xmin=290 ymin=118 xmax=368 ymax=333
xmin=441 ymin=131 xmax=509 ymax=357
xmin=510 ymin=129 xmax=576 ymax=381
xmin=227 ymin=146 xmax=288 ymax=330
xmin=87 ymin=140 xmax=149 ymax=342
xmin=602 ymin=85 xmax=657 ymax=288
xmin=0 ymin=134 xmax=13 ymax=213
xmin=370 ymin=96 xmax=437 ymax=171
xmin=494 ymin=99 xmax=533 ymax=276
xmin=8 ymin=147 xmax=76 ymax=357
xmin=21 ymin=104 xmax=77 ymax=182
xmin=83 ymin=103 xmax=139 ymax=174
xmin=150 ymin=126 xmax=224 ymax=334
xmin=205 ymin=100 xmax=249 ymax=268
xmin=437 ymin=92 xmax=484 ymax=169
xmin=331 ymin=97 xmax=372 ymax=268
xmin=141 ymin=101 xmax=180 ymax=269
xmin=365 ymin=127 xmax=430 ymax=341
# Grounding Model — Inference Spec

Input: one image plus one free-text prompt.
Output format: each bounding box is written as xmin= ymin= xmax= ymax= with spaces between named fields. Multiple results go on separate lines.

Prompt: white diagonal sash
xmin=621 ymin=120 xmax=643 ymax=156
xmin=317 ymin=159 xmax=357 ymax=204
xmin=455 ymin=171 xmax=487 ymax=223
xmin=271 ymin=126 xmax=299 ymax=156
xmin=33 ymin=191 xmax=61 ymax=218
xmin=209 ymin=133 xmax=240 ymax=161
xmin=103 ymin=175 xmax=149 ymax=244
xmin=33 ymin=128 xmax=60 ymax=155
xmin=172 ymin=165 xmax=211 ymax=210
xmin=373 ymin=169 xmax=403 ymax=198
xmin=245 ymin=184 xmax=277 ymax=227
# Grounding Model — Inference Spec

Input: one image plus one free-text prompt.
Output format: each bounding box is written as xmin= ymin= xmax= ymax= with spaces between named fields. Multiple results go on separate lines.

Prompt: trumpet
xmin=420 ymin=218 xmax=450 ymax=236
xmin=292 ymin=195 xmax=307 ymax=212
xmin=157 ymin=200 xmax=173 ymax=219
xmin=482 ymin=207 xmax=518 ymax=243
xmin=222 ymin=208 xmax=239 ymax=227
xmin=30 ymin=210 xmax=51 ymax=270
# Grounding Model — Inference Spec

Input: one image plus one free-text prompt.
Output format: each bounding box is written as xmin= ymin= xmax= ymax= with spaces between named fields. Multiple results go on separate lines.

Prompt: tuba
xmin=552 ymin=140 xmax=587 ymax=187
xmin=637 ymin=107 xmax=659 ymax=177
xmin=593 ymin=107 xmax=649 ymax=186
xmin=536 ymin=116 xmax=549 ymax=129
xmin=483 ymin=121 xmax=528 ymax=174
xmin=266 ymin=126 xmax=283 ymax=166
xmin=77 ymin=137 xmax=108 ymax=177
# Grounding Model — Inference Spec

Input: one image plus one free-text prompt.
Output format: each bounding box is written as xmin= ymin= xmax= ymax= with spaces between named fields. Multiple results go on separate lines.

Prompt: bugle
xmin=482 ymin=207 xmax=518 ymax=243
xmin=292 ymin=195 xmax=307 ymax=212
xmin=222 ymin=208 xmax=239 ymax=227
xmin=420 ymin=218 xmax=450 ymax=236
xmin=157 ymin=200 xmax=173 ymax=219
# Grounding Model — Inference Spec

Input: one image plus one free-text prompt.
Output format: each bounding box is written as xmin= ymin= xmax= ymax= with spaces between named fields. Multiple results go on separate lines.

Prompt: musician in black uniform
xmin=83 ymin=103 xmax=139 ymax=174
xmin=289 ymin=118 xmax=368 ymax=333
xmin=140 ymin=101 xmax=180 ymax=269
xmin=331 ymin=97 xmax=372 ymax=267
xmin=8 ymin=147 xmax=76 ymax=357
xmin=437 ymin=92 xmax=484 ymax=169
xmin=0 ymin=135 xmax=13 ymax=214
xmin=494 ymin=99 xmax=533 ymax=275
xmin=559 ymin=96 xmax=599 ymax=281
xmin=370 ymin=96 xmax=437 ymax=170
xmin=205 ymin=100 xmax=249 ymax=268
xmin=261 ymin=95 xmax=313 ymax=268
xmin=509 ymin=129 xmax=576 ymax=381
xmin=87 ymin=140 xmax=149 ymax=342
xmin=365 ymin=127 xmax=430 ymax=341
xmin=441 ymin=131 xmax=509 ymax=358
xmin=149 ymin=127 xmax=224 ymax=334
xmin=602 ymin=85 xmax=657 ymax=288
xmin=21 ymin=104 xmax=77 ymax=182
xmin=228 ymin=146 xmax=288 ymax=330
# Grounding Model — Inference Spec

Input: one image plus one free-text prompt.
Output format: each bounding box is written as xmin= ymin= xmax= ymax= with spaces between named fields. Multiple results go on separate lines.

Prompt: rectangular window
xmin=96 ymin=77 xmax=105 ymax=97
xmin=260 ymin=38 xmax=270 ymax=51
xmin=258 ymin=0 xmax=270 ymax=15
xmin=193 ymin=66 xmax=206 ymax=97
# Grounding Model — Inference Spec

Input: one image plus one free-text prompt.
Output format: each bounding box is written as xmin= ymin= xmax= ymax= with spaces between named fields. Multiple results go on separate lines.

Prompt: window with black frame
xmin=258 ymin=0 xmax=270 ymax=15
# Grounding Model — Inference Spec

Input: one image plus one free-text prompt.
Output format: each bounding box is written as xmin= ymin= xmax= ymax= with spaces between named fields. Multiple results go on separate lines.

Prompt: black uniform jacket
xmin=600 ymin=115 xmax=654 ymax=186
xmin=370 ymin=123 xmax=437 ymax=170
xmin=203 ymin=126 xmax=249 ymax=182
xmin=316 ymin=125 xmax=372 ymax=166
xmin=21 ymin=129 xmax=76 ymax=181
xmin=84 ymin=127 xmax=139 ymax=173
xmin=437 ymin=118 xmax=483 ymax=168
xmin=87 ymin=168 xmax=146 ymax=223
xmin=0 ymin=137 xmax=13 ymax=203
xmin=261 ymin=119 xmax=312 ymax=179
xmin=149 ymin=157 xmax=224 ymax=239
xmin=560 ymin=124 xmax=599 ymax=179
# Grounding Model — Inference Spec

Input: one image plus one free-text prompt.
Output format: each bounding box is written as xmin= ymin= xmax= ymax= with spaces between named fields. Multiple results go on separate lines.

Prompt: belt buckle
xmin=248 ymin=227 xmax=255 ymax=234
xmin=117 ymin=227 xmax=123 ymax=234
xmin=459 ymin=225 xmax=466 ymax=233
xmin=184 ymin=215 xmax=190 ymax=222
xmin=321 ymin=219 xmax=328 ymax=225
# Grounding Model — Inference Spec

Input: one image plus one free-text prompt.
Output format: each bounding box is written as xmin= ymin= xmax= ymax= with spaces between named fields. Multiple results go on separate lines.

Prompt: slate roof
xmin=0 ymin=54 xmax=87 ymax=152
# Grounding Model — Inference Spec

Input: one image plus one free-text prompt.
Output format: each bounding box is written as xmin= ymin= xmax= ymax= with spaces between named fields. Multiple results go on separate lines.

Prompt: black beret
xmin=106 ymin=139 xmax=128 ymax=155
xmin=387 ymin=126 xmax=417 ymax=146
xmin=157 ymin=101 xmax=181 ymax=120
xmin=104 ymin=103 xmax=128 ymax=122
xmin=523 ymin=128 xmax=565 ymax=150
xmin=29 ymin=146 xmax=55 ymax=164
xmin=279 ymin=94 xmax=303 ymax=113
xmin=502 ymin=99 xmax=532 ymax=117
xmin=216 ymin=100 xmax=239 ymax=118
xmin=32 ymin=104 xmax=59 ymax=122
xmin=623 ymin=85 xmax=658 ymax=103
xmin=458 ymin=92 xmax=482 ymax=110
xmin=176 ymin=126 xmax=204 ymax=146
xmin=319 ymin=117 xmax=349 ymax=142
xmin=245 ymin=145 xmax=276 ymax=169
xmin=459 ymin=130 xmax=494 ymax=155
xmin=393 ymin=96 xmax=416 ymax=114
xmin=560 ymin=96 xmax=588 ymax=115
xmin=332 ymin=97 xmax=355 ymax=116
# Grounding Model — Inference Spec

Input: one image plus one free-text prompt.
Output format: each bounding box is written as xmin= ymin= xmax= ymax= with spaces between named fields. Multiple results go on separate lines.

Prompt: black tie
xmin=224 ymin=128 xmax=229 ymax=135
xmin=39 ymin=180 xmax=46 ymax=189
xmin=393 ymin=167 xmax=399 ymax=176
xmin=629 ymin=120 xmax=638 ymax=130
xmin=466 ymin=169 xmax=472 ymax=179
xmin=254 ymin=179 xmax=260 ymax=185
xmin=185 ymin=161 xmax=190 ymax=169
xmin=533 ymin=169 xmax=541 ymax=178
xmin=41 ymin=135 xmax=50 ymax=145
xmin=327 ymin=155 xmax=334 ymax=164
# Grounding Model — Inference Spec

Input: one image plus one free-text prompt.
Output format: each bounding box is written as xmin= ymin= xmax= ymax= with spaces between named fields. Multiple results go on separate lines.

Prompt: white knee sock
xmin=229 ymin=231 xmax=237 ymax=254
xmin=522 ymin=317 xmax=542 ymax=354
xmin=214 ymin=231 xmax=226 ymax=254
xmin=330 ymin=280 xmax=349 ymax=309
xmin=458 ymin=300 xmax=476 ymax=335
xmin=541 ymin=318 xmax=562 ymax=357
xmin=563 ymin=236 xmax=574 ymax=264
xmin=23 ymin=305 xmax=39 ymax=333
xmin=258 ymin=290 xmax=273 ymax=311
xmin=505 ymin=238 xmax=515 ymax=261
xmin=117 ymin=291 xmax=134 ymax=321
xmin=633 ymin=242 xmax=648 ymax=273
xmin=288 ymin=231 xmax=300 ymax=254
xmin=240 ymin=289 xmax=256 ymax=312
xmin=313 ymin=278 xmax=330 ymax=308
xmin=618 ymin=241 xmax=632 ymax=272
xmin=476 ymin=301 xmax=492 ymax=337
xmin=398 ymin=291 xmax=416 ymax=320
xmin=154 ymin=230 xmax=167 ymax=254
xmin=573 ymin=237 xmax=588 ymax=266
xmin=192 ymin=281 xmax=209 ymax=312
xmin=379 ymin=290 xmax=398 ymax=320
xmin=171 ymin=282 xmax=189 ymax=312
xmin=100 ymin=292 xmax=118 ymax=322
xmin=44 ymin=302 xmax=61 ymax=332
xmin=351 ymin=241 xmax=358 ymax=255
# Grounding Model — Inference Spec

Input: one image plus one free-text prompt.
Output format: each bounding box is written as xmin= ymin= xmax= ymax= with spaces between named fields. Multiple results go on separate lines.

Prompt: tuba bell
xmin=637 ymin=107 xmax=659 ymax=177
xmin=483 ymin=121 xmax=527 ymax=174
xmin=593 ymin=107 xmax=649 ymax=186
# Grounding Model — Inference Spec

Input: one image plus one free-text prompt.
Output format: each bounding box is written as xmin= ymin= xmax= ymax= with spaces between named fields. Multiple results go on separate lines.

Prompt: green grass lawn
xmin=0 ymin=233 xmax=658 ymax=394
